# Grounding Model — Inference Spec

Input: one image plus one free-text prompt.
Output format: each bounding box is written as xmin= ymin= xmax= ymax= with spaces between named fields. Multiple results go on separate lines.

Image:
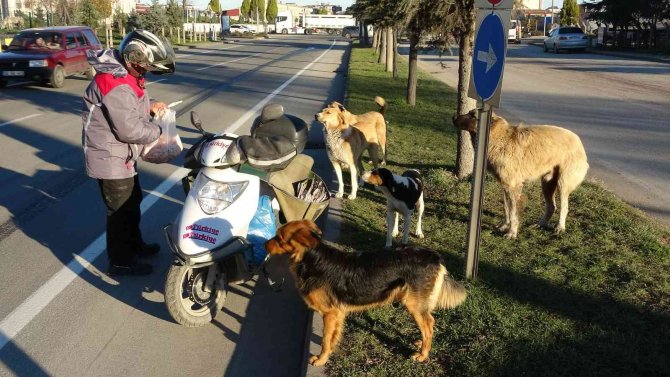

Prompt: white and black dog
xmin=363 ymin=168 xmax=425 ymax=248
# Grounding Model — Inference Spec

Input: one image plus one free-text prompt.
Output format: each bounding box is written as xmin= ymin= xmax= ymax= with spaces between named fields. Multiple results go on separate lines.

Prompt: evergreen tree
xmin=266 ymin=0 xmax=278 ymax=24
xmin=240 ymin=0 xmax=251 ymax=22
xmin=77 ymin=0 xmax=100 ymax=28
xmin=113 ymin=5 xmax=128 ymax=33
xmin=144 ymin=0 xmax=169 ymax=34
xmin=166 ymin=0 xmax=183 ymax=28
xmin=34 ymin=7 xmax=46 ymax=27
xmin=559 ymin=0 xmax=580 ymax=26
xmin=126 ymin=10 xmax=144 ymax=31
xmin=248 ymin=0 xmax=257 ymax=21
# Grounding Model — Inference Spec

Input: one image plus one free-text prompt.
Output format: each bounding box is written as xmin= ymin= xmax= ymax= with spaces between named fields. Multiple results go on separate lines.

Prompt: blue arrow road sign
xmin=472 ymin=12 xmax=506 ymax=101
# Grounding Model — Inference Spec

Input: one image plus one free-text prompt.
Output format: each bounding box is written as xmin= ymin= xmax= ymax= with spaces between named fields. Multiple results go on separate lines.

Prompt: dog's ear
xmin=452 ymin=112 xmax=478 ymax=133
xmin=337 ymin=110 xmax=347 ymax=127
xmin=338 ymin=104 xmax=346 ymax=112
xmin=266 ymin=220 xmax=321 ymax=257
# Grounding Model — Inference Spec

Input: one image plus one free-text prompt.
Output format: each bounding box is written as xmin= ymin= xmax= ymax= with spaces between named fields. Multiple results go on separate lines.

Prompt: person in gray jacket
xmin=82 ymin=30 xmax=176 ymax=275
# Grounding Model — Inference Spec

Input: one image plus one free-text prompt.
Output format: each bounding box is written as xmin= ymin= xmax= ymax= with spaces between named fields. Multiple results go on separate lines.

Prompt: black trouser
xmin=98 ymin=175 xmax=144 ymax=266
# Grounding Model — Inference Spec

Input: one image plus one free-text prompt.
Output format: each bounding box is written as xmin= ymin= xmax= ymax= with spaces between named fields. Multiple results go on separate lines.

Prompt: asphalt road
xmin=0 ymin=35 xmax=349 ymax=377
xmin=407 ymin=42 xmax=670 ymax=227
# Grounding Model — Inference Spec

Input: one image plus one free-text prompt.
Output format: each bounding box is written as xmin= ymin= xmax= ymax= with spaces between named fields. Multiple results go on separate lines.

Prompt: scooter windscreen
xmin=197 ymin=134 xmax=243 ymax=168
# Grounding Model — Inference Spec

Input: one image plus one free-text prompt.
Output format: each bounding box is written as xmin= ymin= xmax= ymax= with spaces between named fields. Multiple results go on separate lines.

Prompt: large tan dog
xmin=453 ymin=111 xmax=589 ymax=239
xmin=316 ymin=107 xmax=381 ymax=199
xmin=265 ymin=220 xmax=467 ymax=366
xmin=328 ymin=96 xmax=388 ymax=165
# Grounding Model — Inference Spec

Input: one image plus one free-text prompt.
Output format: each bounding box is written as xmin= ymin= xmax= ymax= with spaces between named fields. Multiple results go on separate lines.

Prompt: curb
xmin=300 ymin=41 xmax=351 ymax=377
xmin=526 ymin=40 xmax=670 ymax=64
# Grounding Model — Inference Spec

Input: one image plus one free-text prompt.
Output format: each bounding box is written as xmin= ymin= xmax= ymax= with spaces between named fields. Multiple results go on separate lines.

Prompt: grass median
xmin=324 ymin=44 xmax=670 ymax=377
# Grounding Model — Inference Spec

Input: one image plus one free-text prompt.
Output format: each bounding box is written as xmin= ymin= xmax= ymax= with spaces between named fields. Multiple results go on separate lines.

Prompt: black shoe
xmin=108 ymin=262 xmax=154 ymax=276
xmin=135 ymin=242 xmax=160 ymax=257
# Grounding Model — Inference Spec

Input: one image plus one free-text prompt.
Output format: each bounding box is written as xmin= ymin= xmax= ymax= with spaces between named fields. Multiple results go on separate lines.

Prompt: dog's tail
xmin=374 ymin=96 xmax=386 ymax=115
xmin=434 ymin=266 xmax=467 ymax=310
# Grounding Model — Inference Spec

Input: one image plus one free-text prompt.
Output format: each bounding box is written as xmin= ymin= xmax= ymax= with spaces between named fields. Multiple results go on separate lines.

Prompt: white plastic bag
xmin=141 ymin=108 xmax=183 ymax=163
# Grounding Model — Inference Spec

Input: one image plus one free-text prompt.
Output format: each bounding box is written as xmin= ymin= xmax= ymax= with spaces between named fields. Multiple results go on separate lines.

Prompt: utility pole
xmin=550 ymin=0 xmax=554 ymax=27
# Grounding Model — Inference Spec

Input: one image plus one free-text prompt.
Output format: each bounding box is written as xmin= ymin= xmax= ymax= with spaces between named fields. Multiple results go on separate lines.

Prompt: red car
xmin=0 ymin=26 xmax=102 ymax=88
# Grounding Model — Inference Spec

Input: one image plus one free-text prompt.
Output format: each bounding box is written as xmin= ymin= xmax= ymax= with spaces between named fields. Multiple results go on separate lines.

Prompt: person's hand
xmin=150 ymin=102 xmax=167 ymax=117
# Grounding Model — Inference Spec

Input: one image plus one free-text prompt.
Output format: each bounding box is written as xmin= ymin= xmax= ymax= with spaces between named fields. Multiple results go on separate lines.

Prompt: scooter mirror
xmin=190 ymin=111 xmax=205 ymax=135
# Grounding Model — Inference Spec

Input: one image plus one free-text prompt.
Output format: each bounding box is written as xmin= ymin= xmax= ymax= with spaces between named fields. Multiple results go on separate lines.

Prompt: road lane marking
xmin=0 ymin=39 xmax=339 ymax=351
xmin=196 ymin=46 xmax=283 ymax=71
xmin=0 ymin=167 xmax=188 ymax=352
xmin=228 ymin=40 xmax=337 ymax=133
xmin=0 ymin=114 xmax=42 ymax=128
xmin=176 ymin=45 xmax=239 ymax=58
xmin=145 ymin=78 xmax=166 ymax=86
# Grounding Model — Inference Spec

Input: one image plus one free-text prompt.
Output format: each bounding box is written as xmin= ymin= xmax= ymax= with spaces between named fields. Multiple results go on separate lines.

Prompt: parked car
xmin=341 ymin=26 xmax=360 ymax=39
xmin=543 ymin=26 xmax=589 ymax=53
xmin=229 ymin=24 xmax=256 ymax=34
xmin=0 ymin=26 xmax=101 ymax=88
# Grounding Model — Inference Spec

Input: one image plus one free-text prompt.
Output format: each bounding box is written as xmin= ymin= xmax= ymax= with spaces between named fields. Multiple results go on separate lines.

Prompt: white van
xmin=508 ymin=20 xmax=521 ymax=44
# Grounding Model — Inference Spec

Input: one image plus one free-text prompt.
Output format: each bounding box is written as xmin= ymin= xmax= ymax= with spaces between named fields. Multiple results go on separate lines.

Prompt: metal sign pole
xmin=464 ymin=103 xmax=492 ymax=279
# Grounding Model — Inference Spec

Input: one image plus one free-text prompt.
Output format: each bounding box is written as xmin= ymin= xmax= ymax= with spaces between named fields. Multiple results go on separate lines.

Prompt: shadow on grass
xmin=337 ymin=213 xmax=670 ymax=375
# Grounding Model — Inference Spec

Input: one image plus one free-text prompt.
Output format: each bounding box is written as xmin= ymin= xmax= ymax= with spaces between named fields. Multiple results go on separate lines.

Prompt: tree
xmin=318 ymin=8 xmax=328 ymax=15
xmin=266 ymin=0 xmax=278 ymax=25
xmin=166 ymin=0 xmax=183 ymax=28
xmin=144 ymin=0 xmax=169 ymax=34
xmin=77 ymin=0 xmax=101 ymax=29
xmin=92 ymin=0 xmax=113 ymax=19
xmin=402 ymin=0 xmax=453 ymax=105
xmin=55 ymin=0 xmax=74 ymax=25
xmin=559 ymin=0 xmax=580 ymax=26
xmin=208 ymin=0 xmax=220 ymax=13
xmin=34 ymin=7 xmax=46 ymax=27
xmin=113 ymin=5 xmax=128 ymax=33
xmin=250 ymin=0 xmax=265 ymax=29
xmin=453 ymin=0 xmax=477 ymax=179
xmin=126 ymin=10 xmax=144 ymax=31
xmin=240 ymin=0 xmax=251 ymax=22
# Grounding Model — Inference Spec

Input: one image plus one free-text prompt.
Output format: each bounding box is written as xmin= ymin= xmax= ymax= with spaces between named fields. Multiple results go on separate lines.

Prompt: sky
xmin=194 ymin=0 xmax=357 ymax=11
xmin=191 ymin=0 xmax=585 ymax=12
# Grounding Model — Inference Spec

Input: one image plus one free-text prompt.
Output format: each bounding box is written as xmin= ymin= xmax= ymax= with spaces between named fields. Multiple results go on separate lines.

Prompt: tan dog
xmin=328 ymin=96 xmax=388 ymax=165
xmin=453 ymin=111 xmax=589 ymax=239
xmin=316 ymin=107 xmax=380 ymax=199
xmin=265 ymin=220 xmax=467 ymax=366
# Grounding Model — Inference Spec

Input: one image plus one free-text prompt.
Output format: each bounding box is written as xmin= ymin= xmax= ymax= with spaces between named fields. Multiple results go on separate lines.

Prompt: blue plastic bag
xmin=246 ymin=195 xmax=277 ymax=266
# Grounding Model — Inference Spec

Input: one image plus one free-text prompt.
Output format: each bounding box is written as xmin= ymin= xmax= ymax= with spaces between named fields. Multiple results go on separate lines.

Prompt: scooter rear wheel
xmin=165 ymin=264 xmax=227 ymax=327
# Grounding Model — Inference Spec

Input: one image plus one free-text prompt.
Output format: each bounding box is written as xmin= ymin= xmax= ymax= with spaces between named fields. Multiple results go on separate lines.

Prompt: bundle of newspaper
xmin=295 ymin=177 xmax=330 ymax=203
xmin=141 ymin=108 xmax=183 ymax=163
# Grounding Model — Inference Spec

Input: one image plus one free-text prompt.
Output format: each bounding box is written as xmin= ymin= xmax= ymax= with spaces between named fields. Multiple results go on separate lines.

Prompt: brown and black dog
xmin=265 ymin=220 xmax=467 ymax=366
xmin=453 ymin=111 xmax=589 ymax=239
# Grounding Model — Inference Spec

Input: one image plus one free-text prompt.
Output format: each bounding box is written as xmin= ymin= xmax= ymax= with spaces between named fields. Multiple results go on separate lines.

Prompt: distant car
xmin=508 ymin=20 xmax=521 ymax=44
xmin=229 ymin=24 xmax=256 ymax=34
xmin=0 ymin=26 xmax=101 ymax=88
xmin=341 ymin=26 xmax=360 ymax=39
xmin=544 ymin=26 xmax=589 ymax=53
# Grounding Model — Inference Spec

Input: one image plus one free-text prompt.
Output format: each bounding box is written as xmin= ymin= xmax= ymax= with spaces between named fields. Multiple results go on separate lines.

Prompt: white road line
xmin=0 ymin=39 xmax=339 ymax=351
xmin=177 ymin=45 xmax=238 ymax=58
xmin=228 ymin=40 xmax=337 ymax=133
xmin=0 ymin=167 xmax=188 ymax=352
xmin=145 ymin=78 xmax=166 ymax=86
xmin=196 ymin=46 xmax=283 ymax=71
xmin=0 ymin=114 xmax=42 ymax=128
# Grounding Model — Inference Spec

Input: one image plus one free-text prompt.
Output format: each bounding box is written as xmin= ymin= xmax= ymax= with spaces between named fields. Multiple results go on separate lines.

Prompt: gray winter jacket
xmin=82 ymin=49 xmax=161 ymax=180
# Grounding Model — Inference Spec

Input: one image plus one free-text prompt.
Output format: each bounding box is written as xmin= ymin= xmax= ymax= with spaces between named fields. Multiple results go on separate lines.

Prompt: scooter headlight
xmin=194 ymin=174 xmax=248 ymax=215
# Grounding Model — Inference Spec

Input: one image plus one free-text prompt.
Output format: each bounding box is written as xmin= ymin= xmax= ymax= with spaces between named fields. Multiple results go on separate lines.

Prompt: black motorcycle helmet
xmin=118 ymin=29 xmax=176 ymax=77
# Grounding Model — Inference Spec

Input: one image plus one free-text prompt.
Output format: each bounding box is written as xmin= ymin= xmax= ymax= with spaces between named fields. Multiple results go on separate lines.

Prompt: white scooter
xmin=164 ymin=104 xmax=329 ymax=327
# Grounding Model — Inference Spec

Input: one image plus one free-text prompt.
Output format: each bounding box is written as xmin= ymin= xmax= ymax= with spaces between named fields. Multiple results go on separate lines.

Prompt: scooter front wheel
xmin=164 ymin=264 xmax=227 ymax=327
